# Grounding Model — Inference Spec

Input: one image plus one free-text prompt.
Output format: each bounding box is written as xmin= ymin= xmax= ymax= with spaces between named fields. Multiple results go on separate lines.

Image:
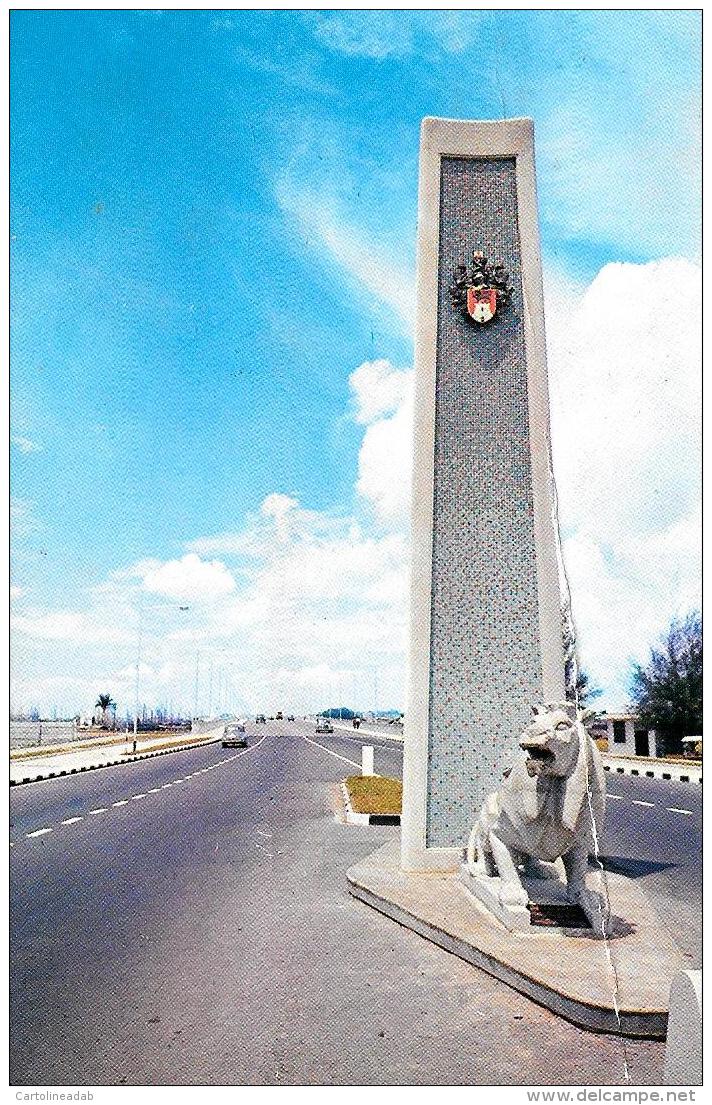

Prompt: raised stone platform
xmin=347 ymin=839 xmax=683 ymax=1038
xmin=460 ymin=862 xmax=592 ymax=933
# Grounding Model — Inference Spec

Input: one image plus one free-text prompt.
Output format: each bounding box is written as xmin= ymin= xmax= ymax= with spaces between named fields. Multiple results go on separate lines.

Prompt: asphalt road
xmin=10 ymin=719 xmax=699 ymax=1086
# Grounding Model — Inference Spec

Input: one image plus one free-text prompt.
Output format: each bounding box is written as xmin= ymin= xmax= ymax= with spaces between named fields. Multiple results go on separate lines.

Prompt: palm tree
xmin=95 ymin=693 xmax=117 ymax=730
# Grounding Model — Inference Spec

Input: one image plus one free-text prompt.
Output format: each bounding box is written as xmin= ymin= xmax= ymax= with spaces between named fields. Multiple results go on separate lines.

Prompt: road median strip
xmin=10 ymin=730 xmax=225 ymax=786
xmin=341 ymin=775 xmax=402 ymax=825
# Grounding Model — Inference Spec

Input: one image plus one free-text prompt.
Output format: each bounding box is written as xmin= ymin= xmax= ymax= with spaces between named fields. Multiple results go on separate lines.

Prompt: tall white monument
xmin=401 ymin=117 xmax=565 ymax=871
xmin=348 ymin=118 xmax=684 ymax=1037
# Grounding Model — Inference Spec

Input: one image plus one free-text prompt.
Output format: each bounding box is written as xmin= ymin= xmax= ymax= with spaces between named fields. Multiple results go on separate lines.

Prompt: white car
xmin=315 ymin=718 xmax=334 ymax=734
xmin=222 ymin=721 xmax=247 ymax=748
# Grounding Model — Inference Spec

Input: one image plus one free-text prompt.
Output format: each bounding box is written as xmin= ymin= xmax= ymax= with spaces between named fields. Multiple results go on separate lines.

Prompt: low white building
xmin=596 ymin=713 xmax=658 ymax=758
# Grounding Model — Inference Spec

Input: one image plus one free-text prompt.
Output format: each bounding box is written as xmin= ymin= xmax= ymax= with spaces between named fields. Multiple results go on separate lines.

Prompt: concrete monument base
xmin=347 ymin=839 xmax=683 ymax=1038
xmin=460 ymin=860 xmax=595 ymax=934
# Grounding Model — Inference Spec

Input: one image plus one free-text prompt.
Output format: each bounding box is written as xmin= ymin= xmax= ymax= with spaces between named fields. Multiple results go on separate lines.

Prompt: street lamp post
xmin=132 ymin=593 xmax=144 ymax=753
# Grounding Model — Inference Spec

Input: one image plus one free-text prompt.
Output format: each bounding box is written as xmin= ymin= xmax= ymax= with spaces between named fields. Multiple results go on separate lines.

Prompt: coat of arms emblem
xmin=450 ymin=251 xmax=513 ymax=324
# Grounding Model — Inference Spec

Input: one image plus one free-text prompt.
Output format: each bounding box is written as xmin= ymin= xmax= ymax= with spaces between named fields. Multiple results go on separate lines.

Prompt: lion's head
xmin=519 ymin=703 xmax=581 ymax=779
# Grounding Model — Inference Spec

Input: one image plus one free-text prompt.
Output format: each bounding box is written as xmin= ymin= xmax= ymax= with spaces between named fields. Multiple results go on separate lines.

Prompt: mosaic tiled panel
xmin=426 ymin=155 xmax=544 ymax=848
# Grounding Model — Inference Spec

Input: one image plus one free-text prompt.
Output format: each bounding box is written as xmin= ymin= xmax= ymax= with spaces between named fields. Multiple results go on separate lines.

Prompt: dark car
xmin=287 ymin=715 xmax=295 ymax=722
xmin=352 ymin=717 xmax=361 ymax=729
xmin=255 ymin=714 xmax=266 ymax=724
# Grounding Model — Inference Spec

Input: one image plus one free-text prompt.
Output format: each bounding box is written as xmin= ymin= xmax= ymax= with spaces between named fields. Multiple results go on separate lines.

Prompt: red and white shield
xmin=467 ymin=286 xmax=497 ymax=324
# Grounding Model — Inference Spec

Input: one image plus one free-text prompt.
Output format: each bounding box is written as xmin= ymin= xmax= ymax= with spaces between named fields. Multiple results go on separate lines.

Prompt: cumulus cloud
xmin=546 ymin=257 xmax=701 ymax=705
xmin=349 ymin=359 xmax=411 ymax=424
xmin=141 ymin=553 xmax=236 ymax=601
xmin=11 ymin=257 xmax=700 ymax=716
xmin=348 ymin=359 xmax=414 ymax=527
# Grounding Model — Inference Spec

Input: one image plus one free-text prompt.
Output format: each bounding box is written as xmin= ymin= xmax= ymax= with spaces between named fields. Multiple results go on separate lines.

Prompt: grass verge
xmin=344 ymin=774 xmax=402 ymax=816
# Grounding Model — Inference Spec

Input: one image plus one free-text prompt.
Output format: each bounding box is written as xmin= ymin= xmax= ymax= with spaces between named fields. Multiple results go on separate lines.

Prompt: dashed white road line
xmin=609 ymin=795 xmax=694 ymax=817
xmin=16 ymin=734 xmax=271 ymax=847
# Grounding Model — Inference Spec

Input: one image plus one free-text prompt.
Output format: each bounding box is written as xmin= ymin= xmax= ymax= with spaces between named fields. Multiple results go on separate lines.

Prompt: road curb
xmin=602 ymin=758 xmax=702 ymax=785
xmin=9 ymin=736 xmax=223 ymax=787
xmin=340 ymin=781 xmax=400 ymax=826
xmin=331 ymin=721 xmax=404 ymax=745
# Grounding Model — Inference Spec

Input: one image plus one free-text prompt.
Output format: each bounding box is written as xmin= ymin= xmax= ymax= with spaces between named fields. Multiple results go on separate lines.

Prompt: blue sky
xmin=11 ymin=10 xmax=701 ymax=717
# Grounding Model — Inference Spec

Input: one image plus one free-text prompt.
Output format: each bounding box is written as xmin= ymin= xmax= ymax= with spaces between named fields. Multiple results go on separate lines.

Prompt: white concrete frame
xmin=401 ymin=117 xmax=565 ymax=872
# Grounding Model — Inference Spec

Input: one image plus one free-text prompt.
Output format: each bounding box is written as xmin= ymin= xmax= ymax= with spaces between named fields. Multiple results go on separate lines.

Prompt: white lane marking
xmin=607 ymin=795 xmax=625 ymax=800
xmin=667 ymin=806 xmax=693 ymax=816
xmin=147 ymin=788 xmax=161 ymax=793
xmin=302 ymin=733 xmax=361 ymax=769
xmin=631 ymin=800 xmax=655 ymax=807
xmin=255 ymin=829 xmax=272 ymax=837
xmin=255 ymin=843 xmax=275 ymax=857
xmin=18 ymin=736 xmax=271 ymax=844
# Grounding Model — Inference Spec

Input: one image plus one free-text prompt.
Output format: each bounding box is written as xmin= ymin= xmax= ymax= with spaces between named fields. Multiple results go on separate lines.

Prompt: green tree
xmin=95 ymin=693 xmax=117 ymax=729
xmin=629 ymin=611 xmax=702 ymax=756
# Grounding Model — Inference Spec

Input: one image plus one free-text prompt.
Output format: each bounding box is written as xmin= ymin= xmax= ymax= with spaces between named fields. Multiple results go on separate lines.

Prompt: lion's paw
xmin=569 ymin=887 xmax=608 ymax=934
xmin=498 ymin=881 xmax=529 ymax=908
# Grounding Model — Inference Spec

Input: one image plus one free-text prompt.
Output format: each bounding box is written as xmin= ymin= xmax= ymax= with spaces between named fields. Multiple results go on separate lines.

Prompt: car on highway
xmin=315 ymin=717 xmax=334 ymax=734
xmin=287 ymin=715 xmax=295 ymax=722
xmin=255 ymin=714 xmax=266 ymax=724
xmin=222 ymin=721 xmax=247 ymax=748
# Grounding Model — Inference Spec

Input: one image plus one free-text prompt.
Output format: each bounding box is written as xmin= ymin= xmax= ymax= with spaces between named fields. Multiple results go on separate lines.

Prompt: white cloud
xmin=309 ymin=11 xmax=479 ymax=59
xmin=12 ymin=435 xmax=42 ymax=454
xmin=10 ymin=497 xmax=41 ymax=538
xmin=357 ymin=389 xmax=413 ymax=527
xmin=141 ymin=553 xmax=236 ymax=601
xmin=349 ymin=359 xmax=411 ymax=425
xmin=12 ymin=611 xmax=85 ymax=641
xmin=546 ymin=257 xmax=701 ymax=706
xmin=11 ymin=257 xmax=699 ymax=717
xmin=347 ymin=360 xmax=414 ymax=527
xmin=275 ymin=184 xmax=415 ymax=336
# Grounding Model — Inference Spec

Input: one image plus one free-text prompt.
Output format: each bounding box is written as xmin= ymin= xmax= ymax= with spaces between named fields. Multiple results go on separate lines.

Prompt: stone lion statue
xmin=465 ymin=703 xmax=607 ymax=930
